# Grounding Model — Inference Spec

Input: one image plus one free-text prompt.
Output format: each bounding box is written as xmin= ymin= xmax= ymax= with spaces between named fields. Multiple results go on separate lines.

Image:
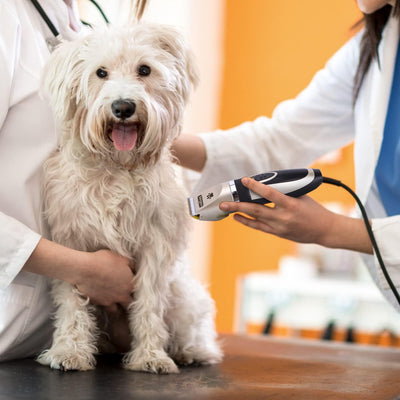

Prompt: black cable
xmin=322 ymin=176 xmax=400 ymax=306
xmin=30 ymin=0 xmax=60 ymax=37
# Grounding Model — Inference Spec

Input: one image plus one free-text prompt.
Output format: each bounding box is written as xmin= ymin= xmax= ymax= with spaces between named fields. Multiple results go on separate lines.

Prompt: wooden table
xmin=1 ymin=334 xmax=400 ymax=399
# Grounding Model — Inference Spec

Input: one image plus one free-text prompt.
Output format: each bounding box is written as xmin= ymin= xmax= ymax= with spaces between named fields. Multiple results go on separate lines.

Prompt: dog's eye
xmin=96 ymin=68 xmax=108 ymax=79
xmin=138 ymin=65 xmax=151 ymax=77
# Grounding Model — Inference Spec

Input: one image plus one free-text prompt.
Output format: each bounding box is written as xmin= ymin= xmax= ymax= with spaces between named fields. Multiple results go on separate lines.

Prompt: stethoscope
xmin=29 ymin=0 xmax=109 ymax=51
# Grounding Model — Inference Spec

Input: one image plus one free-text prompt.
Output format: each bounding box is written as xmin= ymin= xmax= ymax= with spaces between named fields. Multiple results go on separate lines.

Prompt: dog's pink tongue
xmin=112 ymin=124 xmax=138 ymax=151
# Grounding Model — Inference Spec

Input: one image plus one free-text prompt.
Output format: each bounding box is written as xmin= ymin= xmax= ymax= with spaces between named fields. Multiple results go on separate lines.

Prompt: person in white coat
xmin=173 ymin=0 xmax=400 ymax=310
xmin=0 ymin=0 xmax=134 ymax=361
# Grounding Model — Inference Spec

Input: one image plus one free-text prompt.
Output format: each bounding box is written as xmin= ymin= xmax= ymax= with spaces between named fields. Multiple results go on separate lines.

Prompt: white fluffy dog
xmin=37 ymin=24 xmax=222 ymax=372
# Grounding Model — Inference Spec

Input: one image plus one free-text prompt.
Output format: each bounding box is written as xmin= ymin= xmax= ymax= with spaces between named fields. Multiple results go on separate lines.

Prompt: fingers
xmin=220 ymin=177 xmax=293 ymax=215
xmin=219 ymin=177 xmax=299 ymax=236
xmin=233 ymin=213 xmax=273 ymax=234
xmin=241 ymin=177 xmax=290 ymax=205
xmin=217 ymin=177 xmax=332 ymax=246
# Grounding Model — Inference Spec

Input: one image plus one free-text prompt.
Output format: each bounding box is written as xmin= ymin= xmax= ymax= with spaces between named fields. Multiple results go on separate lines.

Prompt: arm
xmin=24 ymin=238 xmax=134 ymax=310
xmin=172 ymin=133 xmax=206 ymax=172
xmin=220 ymin=178 xmax=373 ymax=254
xmin=174 ymin=32 xmax=362 ymax=192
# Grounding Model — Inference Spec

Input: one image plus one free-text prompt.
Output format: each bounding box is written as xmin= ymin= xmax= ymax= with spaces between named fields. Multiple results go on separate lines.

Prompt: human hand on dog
xmin=24 ymin=239 xmax=135 ymax=308
xmin=219 ymin=177 xmax=372 ymax=253
xmin=75 ymin=249 xmax=134 ymax=310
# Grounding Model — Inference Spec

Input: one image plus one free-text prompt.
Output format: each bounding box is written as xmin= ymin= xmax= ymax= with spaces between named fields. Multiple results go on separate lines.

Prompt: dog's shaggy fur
xmin=37 ymin=24 xmax=222 ymax=372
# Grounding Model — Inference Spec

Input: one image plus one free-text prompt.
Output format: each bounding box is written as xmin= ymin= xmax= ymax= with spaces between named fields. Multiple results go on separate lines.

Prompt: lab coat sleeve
xmin=0 ymin=4 xmax=42 ymax=289
xmin=194 ymin=31 xmax=362 ymax=192
xmin=0 ymin=213 xmax=41 ymax=289
xmin=0 ymin=2 xmax=18 ymax=128
xmin=371 ymin=217 xmax=400 ymax=294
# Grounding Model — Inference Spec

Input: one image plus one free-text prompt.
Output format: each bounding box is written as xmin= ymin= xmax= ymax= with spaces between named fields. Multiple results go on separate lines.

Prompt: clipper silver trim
xmin=229 ymin=180 xmax=239 ymax=202
xmin=188 ymin=197 xmax=198 ymax=218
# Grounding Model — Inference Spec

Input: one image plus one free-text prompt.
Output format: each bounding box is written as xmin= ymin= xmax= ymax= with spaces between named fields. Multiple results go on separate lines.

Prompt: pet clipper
xmin=188 ymin=168 xmax=323 ymax=221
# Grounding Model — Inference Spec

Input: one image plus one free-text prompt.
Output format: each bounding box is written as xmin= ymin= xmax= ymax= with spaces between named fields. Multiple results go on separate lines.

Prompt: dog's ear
xmin=41 ymin=38 xmax=86 ymax=122
xmin=152 ymin=25 xmax=200 ymax=102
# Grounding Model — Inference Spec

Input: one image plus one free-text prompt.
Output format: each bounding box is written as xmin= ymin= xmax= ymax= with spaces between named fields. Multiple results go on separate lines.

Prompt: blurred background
xmin=79 ymin=0 xmax=400 ymax=347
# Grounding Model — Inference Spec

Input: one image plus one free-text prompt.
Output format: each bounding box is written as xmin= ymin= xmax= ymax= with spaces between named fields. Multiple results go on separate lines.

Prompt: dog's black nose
xmin=111 ymin=100 xmax=136 ymax=120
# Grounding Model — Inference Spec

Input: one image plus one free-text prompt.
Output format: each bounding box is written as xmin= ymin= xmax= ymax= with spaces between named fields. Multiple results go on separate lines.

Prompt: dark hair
xmin=354 ymin=2 xmax=400 ymax=103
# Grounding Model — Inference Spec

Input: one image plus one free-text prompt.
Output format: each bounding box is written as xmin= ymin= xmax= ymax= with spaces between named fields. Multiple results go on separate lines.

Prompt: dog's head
xmin=42 ymin=24 xmax=199 ymax=168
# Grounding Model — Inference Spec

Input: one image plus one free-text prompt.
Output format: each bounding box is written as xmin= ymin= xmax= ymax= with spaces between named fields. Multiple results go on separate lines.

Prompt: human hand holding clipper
xmin=188 ymin=169 xmax=323 ymax=221
xmin=220 ymin=176 xmax=340 ymax=246
xmin=188 ymin=168 xmax=372 ymax=252
xmin=211 ymin=169 xmax=334 ymax=245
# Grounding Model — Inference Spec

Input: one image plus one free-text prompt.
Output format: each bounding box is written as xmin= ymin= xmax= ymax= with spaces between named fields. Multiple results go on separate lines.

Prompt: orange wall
xmin=209 ymin=0 xmax=362 ymax=333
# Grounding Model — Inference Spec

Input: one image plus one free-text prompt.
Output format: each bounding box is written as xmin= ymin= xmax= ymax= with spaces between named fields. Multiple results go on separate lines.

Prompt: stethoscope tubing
xmin=29 ymin=0 xmax=109 ymax=39
xmin=86 ymin=0 xmax=109 ymax=24
xmin=30 ymin=0 xmax=61 ymax=38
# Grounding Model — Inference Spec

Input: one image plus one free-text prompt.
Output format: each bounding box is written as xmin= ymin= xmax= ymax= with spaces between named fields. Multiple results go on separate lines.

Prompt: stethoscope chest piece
xmin=45 ymin=35 xmax=63 ymax=53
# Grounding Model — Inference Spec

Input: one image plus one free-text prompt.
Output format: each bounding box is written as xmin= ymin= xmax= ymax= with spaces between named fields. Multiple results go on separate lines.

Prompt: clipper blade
xmin=188 ymin=197 xmax=199 ymax=219
xmin=187 ymin=181 xmax=234 ymax=221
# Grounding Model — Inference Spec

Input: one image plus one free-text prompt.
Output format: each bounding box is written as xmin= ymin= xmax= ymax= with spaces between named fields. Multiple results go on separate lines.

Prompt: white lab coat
xmin=195 ymin=14 xmax=400 ymax=310
xmin=0 ymin=0 xmax=82 ymax=361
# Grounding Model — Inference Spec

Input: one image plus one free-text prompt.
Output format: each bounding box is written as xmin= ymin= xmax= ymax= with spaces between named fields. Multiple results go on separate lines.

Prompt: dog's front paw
xmin=173 ymin=344 xmax=223 ymax=367
xmin=37 ymin=348 xmax=96 ymax=371
xmin=123 ymin=350 xmax=179 ymax=374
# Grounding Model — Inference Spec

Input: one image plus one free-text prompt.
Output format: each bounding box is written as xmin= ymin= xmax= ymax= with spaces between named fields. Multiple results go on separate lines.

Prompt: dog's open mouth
xmin=107 ymin=122 xmax=140 ymax=152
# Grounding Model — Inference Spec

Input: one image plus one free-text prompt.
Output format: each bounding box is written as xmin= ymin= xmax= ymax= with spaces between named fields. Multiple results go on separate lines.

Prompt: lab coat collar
xmin=12 ymin=0 xmax=84 ymax=103
xmin=361 ymin=13 xmax=399 ymax=204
